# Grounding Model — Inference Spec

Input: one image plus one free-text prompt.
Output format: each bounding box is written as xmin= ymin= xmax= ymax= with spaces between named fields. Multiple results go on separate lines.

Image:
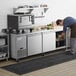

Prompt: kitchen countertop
xmin=11 ymin=26 xmax=63 ymax=35
xmin=27 ymin=26 xmax=63 ymax=35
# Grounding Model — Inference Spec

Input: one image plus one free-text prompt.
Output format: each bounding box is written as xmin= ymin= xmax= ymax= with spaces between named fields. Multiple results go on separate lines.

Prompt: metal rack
xmin=13 ymin=5 xmax=48 ymax=18
xmin=0 ymin=33 xmax=9 ymax=61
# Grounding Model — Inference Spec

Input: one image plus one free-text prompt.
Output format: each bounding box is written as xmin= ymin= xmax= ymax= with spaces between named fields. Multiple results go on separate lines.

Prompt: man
xmin=63 ymin=17 xmax=76 ymax=54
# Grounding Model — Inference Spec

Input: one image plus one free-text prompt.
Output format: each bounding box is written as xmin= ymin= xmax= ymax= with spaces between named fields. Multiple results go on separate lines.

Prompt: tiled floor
xmin=0 ymin=53 xmax=76 ymax=76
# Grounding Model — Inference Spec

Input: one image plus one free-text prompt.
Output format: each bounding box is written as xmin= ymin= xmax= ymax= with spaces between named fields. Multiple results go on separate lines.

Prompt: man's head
xmin=56 ymin=19 xmax=63 ymax=26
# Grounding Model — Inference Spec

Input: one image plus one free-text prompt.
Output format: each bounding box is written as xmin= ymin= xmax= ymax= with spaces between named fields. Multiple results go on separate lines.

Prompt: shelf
xmin=34 ymin=16 xmax=45 ymax=18
xmin=0 ymin=33 xmax=7 ymax=36
xmin=13 ymin=5 xmax=48 ymax=18
xmin=56 ymin=46 xmax=66 ymax=50
xmin=0 ymin=57 xmax=8 ymax=60
xmin=0 ymin=33 xmax=9 ymax=61
xmin=0 ymin=45 xmax=8 ymax=48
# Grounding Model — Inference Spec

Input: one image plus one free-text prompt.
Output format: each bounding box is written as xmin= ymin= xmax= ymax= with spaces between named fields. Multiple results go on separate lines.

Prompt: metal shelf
xmin=0 ymin=57 xmax=8 ymax=61
xmin=13 ymin=5 xmax=48 ymax=18
xmin=0 ymin=45 xmax=8 ymax=48
xmin=0 ymin=33 xmax=9 ymax=61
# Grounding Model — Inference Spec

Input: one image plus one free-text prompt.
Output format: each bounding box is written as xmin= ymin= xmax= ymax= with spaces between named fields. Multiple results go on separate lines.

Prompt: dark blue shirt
xmin=63 ymin=17 xmax=76 ymax=32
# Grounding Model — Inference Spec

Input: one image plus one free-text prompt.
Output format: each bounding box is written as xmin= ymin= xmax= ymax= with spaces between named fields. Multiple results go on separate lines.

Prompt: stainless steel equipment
xmin=27 ymin=32 xmax=42 ymax=56
xmin=11 ymin=34 xmax=27 ymax=61
xmin=7 ymin=14 xmax=34 ymax=30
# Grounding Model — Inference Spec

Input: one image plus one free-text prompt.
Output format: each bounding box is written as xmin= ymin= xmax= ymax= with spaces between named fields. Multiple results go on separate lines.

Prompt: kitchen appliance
xmin=11 ymin=34 xmax=27 ymax=61
xmin=7 ymin=14 xmax=34 ymax=30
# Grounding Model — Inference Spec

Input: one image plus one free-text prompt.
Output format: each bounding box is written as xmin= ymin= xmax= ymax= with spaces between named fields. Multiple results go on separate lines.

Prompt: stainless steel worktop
xmin=11 ymin=26 xmax=63 ymax=35
xmin=26 ymin=26 xmax=63 ymax=35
